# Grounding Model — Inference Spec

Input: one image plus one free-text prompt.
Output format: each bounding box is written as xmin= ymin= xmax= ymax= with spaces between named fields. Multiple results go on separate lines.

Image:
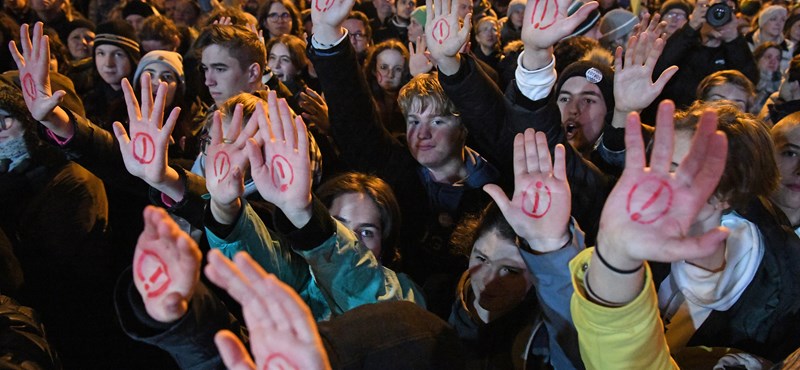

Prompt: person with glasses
xmin=343 ymin=11 xmax=374 ymax=64
xmin=658 ymin=0 xmax=691 ymax=39
xmin=472 ymin=16 xmax=502 ymax=73
xmin=257 ymin=0 xmax=302 ymax=40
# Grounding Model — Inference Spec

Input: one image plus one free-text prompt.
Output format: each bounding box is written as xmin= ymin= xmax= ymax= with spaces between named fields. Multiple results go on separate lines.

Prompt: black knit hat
xmin=555 ymin=60 xmax=615 ymax=114
xmin=63 ymin=18 xmax=96 ymax=40
xmin=93 ymin=20 xmax=141 ymax=65
xmin=659 ymin=0 xmax=692 ymax=17
xmin=122 ymin=1 xmax=156 ymax=19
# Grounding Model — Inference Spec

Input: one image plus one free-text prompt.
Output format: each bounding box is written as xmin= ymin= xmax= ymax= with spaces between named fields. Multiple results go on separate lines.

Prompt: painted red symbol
xmin=530 ymin=0 xmax=559 ymax=30
xmin=214 ymin=151 xmax=231 ymax=182
xmin=626 ymin=177 xmax=673 ymax=224
xmin=263 ymin=353 xmax=298 ymax=370
xmin=431 ymin=19 xmax=450 ymax=44
xmin=132 ymin=133 xmax=156 ymax=164
xmin=521 ymin=181 xmax=551 ymax=218
xmin=22 ymin=73 xmax=36 ymax=101
xmin=270 ymin=155 xmax=294 ymax=192
xmin=136 ymin=250 xmax=172 ymax=298
xmin=314 ymin=0 xmax=334 ymax=12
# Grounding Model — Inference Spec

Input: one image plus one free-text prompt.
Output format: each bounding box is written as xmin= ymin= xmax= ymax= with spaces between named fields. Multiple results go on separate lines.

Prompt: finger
xmin=204 ymin=250 xmax=255 ymax=305
xmin=267 ymin=91 xmax=281 ymax=141
xmin=33 ymin=22 xmax=44 ymax=62
xmin=209 ymin=111 xmax=222 ymax=147
xmin=649 ymin=100 xmax=675 ymax=173
xmin=524 ymin=128 xmax=540 ymax=173
xmin=653 ymin=65 xmax=679 ymax=92
xmin=624 ymin=111 xmax=646 ymax=170
xmin=227 ymin=103 xmax=244 ymax=141
xmin=214 ymin=331 xmax=257 ymax=370
xmin=162 ymin=107 xmax=181 ymax=138
xmin=614 ymin=46 xmax=623 ymax=72
xmin=419 ymin=34 xmax=427 ymax=50
xmin=646 ymin=37 xmax=667 ymax=70
xmin=623 ymin=36 xmax=635 ymax=67
xmin=483 ymin=184 xmax=511 ymax=216
xmin=457 ymin=14 xmax=472 ymax=45
xmin=8 ymin=41 xmax=22 ymax=68
xmin=305 ymin=87 xmax=323 ymax=102
xmin=553 ymin=144 xmax=567 ymax=182
xmin=678 ymin=110 xmax=726 ymax=187
xmin=278 ymin=98 xmax=295 ymax=145
xmin=427 ymin=0 xmax=435 ymax=23
xmin=512 ymin=132 xmax=526 ymax=178
xmin=535 ymin=131 xmax=552 ymax=174
xmin=265 ymin=274 xmax=318 ymax=343
xmin=122 ymin=78 xmax=142 ymax=123
xmin=237 ymin=107 xmax=260 ymax=148
xmin=253 ymin=101 xmax=271 ymax=143
xmin=245 ymin=138 xmax=268 ymax=180
xmin=234 ymin=253 xmax=285 ymax=332
xmin=19 ymin=24 xmax=32 ymax=60
xmin=141 ymin=73 xmax=154 ymax=119
xmin=564 ymin=2 xmax=600 ymax=32
xmin=633 ymin=33 xmax=648 ymax=66
xmin=667 ymin=227 xmax=729 ymax=262
xmin=152 ymin=81 xmax=168 ymax=129
xmin=409 ymin=41 xmax=416 ymax=54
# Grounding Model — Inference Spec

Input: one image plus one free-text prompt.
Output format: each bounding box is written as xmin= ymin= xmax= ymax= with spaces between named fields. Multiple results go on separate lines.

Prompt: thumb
xmin=214 ymin=330 xmax=257 ymax=370
xmin=483 ymin=184 xmax=511 ymax=212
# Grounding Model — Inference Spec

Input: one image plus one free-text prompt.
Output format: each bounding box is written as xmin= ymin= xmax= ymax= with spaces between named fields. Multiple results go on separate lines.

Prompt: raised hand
xmin=424 ymin=0 xmax=471 ymax=74
xmin=206 ymin=250 xmax=331 ymax=370
xmin=246 ymin=91 xmax=312 ymax=228
xmin=612 ymin=13 xmax=678 ymax=124
xmin=113 ymin=75 xmax=182 ymax=192
xmin=9 ymin=23 xmax=68 ymax=127
xmin=205 ymin=103 xmax=260 ymax=218
xmin=520 ymin=0 xmax=598 ymax=52
xmin=597 ymin=101 xmax=729 ymax=271
xmin=133 ymin=206 xmax=202 ymax=323
xmin=299 ymin=87 xmax=330 ymax=134
xmin=311 ymin=0 xmax=355 ymax=44
xmin=409 ymin=36 xmax=434 ymax=76
xmin=484 ymin=129 xmax=571 ymax=252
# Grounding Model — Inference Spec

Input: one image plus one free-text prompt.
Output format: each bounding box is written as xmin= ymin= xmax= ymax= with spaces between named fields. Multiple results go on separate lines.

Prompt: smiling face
xmin=95 ymin=44 xmax=133 ymax=89
xmin=67 ymin=27 xmax=95 ymax=60
xmin=329 ymin=192 xmax=384 ymax=260
xmin=268 ymin=42 xmax=299 ymax=83
xmin=557 ymin=76 xmax=607 ymax=154
xmin=468 ymin=230 xmax=533 ymax=318
xmin=406 ymin=104 xmax=465 ymax=172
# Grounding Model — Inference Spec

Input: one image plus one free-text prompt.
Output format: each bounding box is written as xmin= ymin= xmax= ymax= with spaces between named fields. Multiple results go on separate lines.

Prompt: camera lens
xmin=706 ymin=2 xmax=732 ymax=27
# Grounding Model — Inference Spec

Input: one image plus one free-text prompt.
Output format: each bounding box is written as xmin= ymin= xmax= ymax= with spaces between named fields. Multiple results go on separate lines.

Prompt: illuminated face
xmin=396 ymin=0 xmax=416 ymax=19
xmin=268 ymin=42 xmax=299 ymax=83
xmin=763 ymin=13 xmax=787 ymax=39
xmin=201 ymin=45 xmax=254 ymax=105
xmin=264 ymin=2 xmax=293 ymax=38
xmin=468 ymin=230 xmax=533 ymax=317
xmin=705 ymin=83 xmax=750 ymax=112
xmin=758 ymin=47 xmax=781 ymax=73
xmin=475 ymin=19 xmax=499 ymax=50
xmin=406 ymin=104 xmax=465 ymax=172
xmin=510 ymin=8 xmax=523 ymax=29
xmin=772 ymin=125 xmax=800 ymax=213
xmin=407 ymin=16 xmax=424 ymax=42
xmin=125 ymin=14 xmax=147 ymax=33
xmin=174 ymin=0 xmax=200 ymax=27
xmin=662 ymin=9 xmax=687 ymax=37
xmin=67 ymin=27 xmax=95 ymax=60
xmin=95 ymin=44 xmax=133 ymax=90
xmin=142 ymin=62 xmax=180 ymax=107
xmin=790 ymin=21 xmax=800 ymax=42
xmin=373 ymin=49 xmax=405 ymax=92
xmin=557 ymin=76 xmax=607 ymax=154
xmin=329 ymin=192 xmax=384 ymax=260
xmin=343 ymin=18 xmax=370 ymax=54
xmin=456 ymin=0 xmax=473 ymax=20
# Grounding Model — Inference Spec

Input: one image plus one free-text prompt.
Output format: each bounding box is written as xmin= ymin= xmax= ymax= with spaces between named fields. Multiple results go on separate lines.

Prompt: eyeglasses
xmin=663 ymin=12 xmax=687 ymax=21
xmin=267 ymin=12 xmax=291 ymax=21
xmin=349 ymin=32 xmax=368 ymax=40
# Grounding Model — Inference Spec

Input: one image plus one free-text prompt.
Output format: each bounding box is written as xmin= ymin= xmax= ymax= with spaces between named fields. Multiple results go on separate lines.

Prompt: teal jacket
xmin=206 ymin=200 xmax=425 ymax=320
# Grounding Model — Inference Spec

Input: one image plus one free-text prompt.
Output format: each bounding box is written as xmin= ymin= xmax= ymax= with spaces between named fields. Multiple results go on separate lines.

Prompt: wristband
xmin=595 ymin=244 xmax=643 ymax=274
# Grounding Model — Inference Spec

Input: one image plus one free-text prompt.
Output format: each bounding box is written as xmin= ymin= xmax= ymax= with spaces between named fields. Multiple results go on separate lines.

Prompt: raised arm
xmin=572 ymin=101 xmax=729 ymax=369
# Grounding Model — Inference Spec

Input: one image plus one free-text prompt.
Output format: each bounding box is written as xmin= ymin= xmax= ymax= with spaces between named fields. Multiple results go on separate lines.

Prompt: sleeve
xmin=114 ymin=267 xmax=244 ymax=370
xmin=204 ymin=200 xmax=310 ymax=292
xmin=569 ymin=248 xmax=678 ymax=370
xmin=308 ymin=34 xmax=413 ymax=176
xmin=286 ymin=204 xmax=427 ymax=315
xmin=148 ymin=165 xmax=209 ymax=229
xmin=722 ymin=36 xmax=758 ymax=83
xmin=519 ymin=219 xmax=586 ymax=370
xmin=654 ymin=23 xmax=701 ymax=76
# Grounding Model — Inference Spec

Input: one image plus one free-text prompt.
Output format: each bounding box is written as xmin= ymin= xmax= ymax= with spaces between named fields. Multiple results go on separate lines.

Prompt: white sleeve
xmin=515 ymin=51 xmax=557 ymax=102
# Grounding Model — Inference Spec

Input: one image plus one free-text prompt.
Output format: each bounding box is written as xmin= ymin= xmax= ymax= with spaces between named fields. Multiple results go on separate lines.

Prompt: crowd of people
xmin=2 ymin=0 xmax=800 ymax=368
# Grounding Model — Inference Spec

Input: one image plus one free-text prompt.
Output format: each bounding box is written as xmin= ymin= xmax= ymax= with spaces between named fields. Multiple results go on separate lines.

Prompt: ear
xmin=247 ymin=62 xmax=262 ymax=84
xmin=171 ymin=36 xmax=181 ymax=51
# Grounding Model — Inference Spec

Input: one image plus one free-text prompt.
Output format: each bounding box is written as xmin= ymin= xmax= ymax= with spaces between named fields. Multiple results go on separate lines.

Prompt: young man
xmin=310 ymin=0 xmax=499 ymax=317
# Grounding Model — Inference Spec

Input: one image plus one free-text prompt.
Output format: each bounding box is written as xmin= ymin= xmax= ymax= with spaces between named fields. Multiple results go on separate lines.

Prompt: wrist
xmin=525 ymin=230 xmax=571 ymax=254
xmin=435 ymin=53 xmax=461 ymax=76
xmin=595 ymin=234 xmax=643 ymax=272
xmin=280 ymin=198 xmax=313 ymax=229
xmin=313 ymin=25 xmax=345 ymax=46
xmin=210 ymin=197 xmax=242 ymax=225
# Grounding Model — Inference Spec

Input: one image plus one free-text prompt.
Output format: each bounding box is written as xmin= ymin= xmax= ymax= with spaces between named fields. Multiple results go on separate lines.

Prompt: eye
xmin=474 ymin=255 xmax=486 ymax=263
xmin=357 ymin=229 xmax=375 ymax=239
xmin=432 ymin=119 xmax=445 ymax=125
xmin=407 ymin=119 xmax=419 ymax=125
xmin=500 ymin=267 xmax=521 ymax=275
xmin=782 ymin=150 xmax=798 ymax=158
xmin=200 ymin=65 xmax=208 ymax=73
xmin=557 ymin=96 xmax=570 ymax=103
xmin=583 ymin=98 xmax=597 ymax=105
xmin=215 ymin=67 xmax=227 ymax=73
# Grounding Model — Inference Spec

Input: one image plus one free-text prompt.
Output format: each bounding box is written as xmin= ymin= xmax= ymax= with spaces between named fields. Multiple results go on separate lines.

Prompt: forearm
xmin=436 ymin=53 xmax=462 ymax=76
xmin=40 ymin=106 xmax=74 ymax=138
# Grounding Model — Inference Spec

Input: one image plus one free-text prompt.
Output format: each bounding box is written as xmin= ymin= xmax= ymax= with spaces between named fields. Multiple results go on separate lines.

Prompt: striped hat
xmin=93 ymin=20 xmax=141 ymax=65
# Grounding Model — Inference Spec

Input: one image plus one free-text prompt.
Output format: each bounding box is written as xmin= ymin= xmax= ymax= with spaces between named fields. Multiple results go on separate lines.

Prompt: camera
xmin=706 ymin=2 xmax=733 ymax=27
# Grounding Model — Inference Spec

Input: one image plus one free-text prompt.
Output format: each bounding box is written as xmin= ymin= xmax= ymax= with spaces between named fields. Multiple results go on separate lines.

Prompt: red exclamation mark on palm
xmin=270 ymin=155 xmax=294 ymax=192
xmin=530 ymin=0 xmax=559 ymax=30
xmin=626 ymin=178 xmax=673 ymax=224
xmin=431 ymin=19 xmax=451 ymax=44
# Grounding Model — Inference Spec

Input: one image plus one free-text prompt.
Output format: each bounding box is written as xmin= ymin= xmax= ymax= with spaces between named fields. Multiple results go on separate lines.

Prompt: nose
xmin=204 ymin=72 xmax=215 ymax=87
xmin=566 ymin=99 xmax=582 ymax=116
xmin=416 ymin=122 xmax=432 ymax=138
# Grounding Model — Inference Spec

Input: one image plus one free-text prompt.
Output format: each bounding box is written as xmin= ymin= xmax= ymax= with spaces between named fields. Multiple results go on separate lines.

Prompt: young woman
xmin=696 ymin=70 xmax=756 ymax=113
xmin=363 ymin=40 xmax=410 ymax=134
xmin=257 ymin=0 xmax=302 ymax=40
xmin=753 ymin=42 xmax=784 ymax=113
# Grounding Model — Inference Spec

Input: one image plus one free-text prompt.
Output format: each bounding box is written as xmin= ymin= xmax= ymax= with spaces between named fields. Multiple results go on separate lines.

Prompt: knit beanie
xmin=411 ymin=6 xmax=427 ymax=28
xmin=122 ymin=1 xmax=157 ymax=19
xmin=508 ymin=0 xmax=526 ymax=16
xmin=564 ymin=0 xmax=601 ymax=39
xmin=93 ymin=20 xmax=141 ymax=65
xmin=133 ymin=51 xmax=185 ymax=91
xmin=659 ymin=0 xmax=692 ymax=16
xmin=758 ymin=5 xmax=788 ymax=28
xmin=599 ymin=8 xmax=637 ymax=43
xmin=556 ymin=60 xmax=615 ymax=114
xmin=63 ymin=18 xmax=96 ymax=38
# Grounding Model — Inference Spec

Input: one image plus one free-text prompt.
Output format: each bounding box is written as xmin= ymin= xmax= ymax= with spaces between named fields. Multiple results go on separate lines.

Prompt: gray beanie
xmin=599 ymin=9 xmax=637 ymax=43
xmin=133 ymin=51 xmax=185 ymax=92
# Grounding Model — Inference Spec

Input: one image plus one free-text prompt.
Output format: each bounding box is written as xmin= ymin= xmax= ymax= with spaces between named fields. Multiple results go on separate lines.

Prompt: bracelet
xmin=595 ymin=244 xmax=643 ymax=274
xmin=583 ymin=268 xmax=627 ymax=307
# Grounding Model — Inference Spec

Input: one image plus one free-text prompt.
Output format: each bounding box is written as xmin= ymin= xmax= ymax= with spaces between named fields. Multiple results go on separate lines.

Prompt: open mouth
xmin=564 ymin=121 xmax=580 ymax=140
